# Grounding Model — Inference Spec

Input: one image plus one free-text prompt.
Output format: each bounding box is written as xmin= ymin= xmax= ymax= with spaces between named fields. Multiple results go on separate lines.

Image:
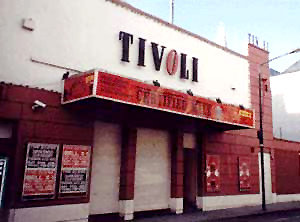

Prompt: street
xmin=209 ymin=210 xmax=300 ymax=222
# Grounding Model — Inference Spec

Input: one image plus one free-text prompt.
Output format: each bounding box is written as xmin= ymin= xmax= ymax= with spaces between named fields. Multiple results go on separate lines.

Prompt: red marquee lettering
xmin=166 ymin=50 xmax=178 ymax=75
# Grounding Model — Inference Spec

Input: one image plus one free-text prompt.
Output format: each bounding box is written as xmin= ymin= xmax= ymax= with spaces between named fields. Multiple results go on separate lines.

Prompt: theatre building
xmin=2 ymin=0 xmax=300 ymax=222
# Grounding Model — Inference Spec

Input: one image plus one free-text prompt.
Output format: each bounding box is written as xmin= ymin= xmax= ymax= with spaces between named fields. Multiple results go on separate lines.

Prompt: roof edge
xmin=107 ymin=0 xmax=247 ymax=60
xmin=0 ymin=81 xmax=60 ymax=93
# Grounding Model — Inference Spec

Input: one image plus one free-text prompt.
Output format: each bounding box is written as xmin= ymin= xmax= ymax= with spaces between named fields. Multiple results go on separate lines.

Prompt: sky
xmin=124 ymin=0 xmax=300 ymax=72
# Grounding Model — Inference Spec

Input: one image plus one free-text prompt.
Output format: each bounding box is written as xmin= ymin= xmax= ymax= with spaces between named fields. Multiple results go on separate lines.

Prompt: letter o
xmin=166 ymin=50 xmax=178 ymax=75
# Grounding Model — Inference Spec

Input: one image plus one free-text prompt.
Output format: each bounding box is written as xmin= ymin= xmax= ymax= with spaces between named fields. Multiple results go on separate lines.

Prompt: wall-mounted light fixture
xmin=153 ymin=80 xmax=160 ymax=87
xmin=186 ymin=89 xmax=193 ymax=96
xmin=216 ymin=98 xmax=222 ymax=104
xmin=32 ymin=100 xmax=47 ymax=110
xmin=22 ymin=18 xmax=35 ymax=31
xmin=62 ymin=71 xmax=70 ymax=80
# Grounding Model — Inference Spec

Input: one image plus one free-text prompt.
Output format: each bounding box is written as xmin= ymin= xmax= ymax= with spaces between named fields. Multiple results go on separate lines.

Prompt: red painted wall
xmin=275 ymin=149 xmax=300 ymax=194
xmin=202 ymin=44 xmax=272 ymax=196
xmin=0 ymin=83 xmax=94 ymax=208
xmin=273 ymin=139 xmax=300 ymax=194
xmin=203 ymin=44 xmax=300 ymax=197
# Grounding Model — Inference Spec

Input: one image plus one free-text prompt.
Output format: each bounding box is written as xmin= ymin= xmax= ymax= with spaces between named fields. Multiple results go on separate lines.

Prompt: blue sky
xmin=124 ymin=0 xmax=300 ymax=72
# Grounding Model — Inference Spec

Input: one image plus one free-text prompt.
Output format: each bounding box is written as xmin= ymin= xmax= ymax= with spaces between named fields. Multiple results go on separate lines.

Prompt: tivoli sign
xmin=119 ymin=31 xmax=199 ymax=82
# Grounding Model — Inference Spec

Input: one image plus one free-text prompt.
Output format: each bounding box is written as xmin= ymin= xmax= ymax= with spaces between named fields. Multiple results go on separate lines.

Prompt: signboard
xmin=0 ymin=157 xmax=8 ymax=207
xmin=22 ymin=143 xmax=59 ymax=200
xmin=239 ymin=157 xmax=251 ymax=191
xmin=62 ymin=71 xmax=254 ymax=128
xmin=59 ymin=145 xmax=91 ymax=197
xmin=62 ymin=72 xmax=94 ymax=103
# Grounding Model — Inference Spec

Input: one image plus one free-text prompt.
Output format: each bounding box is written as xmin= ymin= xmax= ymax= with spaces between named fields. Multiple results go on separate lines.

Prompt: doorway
xmin=183 ymin=148 xmax=197 ymax=212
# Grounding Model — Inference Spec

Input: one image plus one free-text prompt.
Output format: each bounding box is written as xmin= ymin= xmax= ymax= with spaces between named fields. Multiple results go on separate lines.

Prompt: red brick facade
xmin=0 ymin=83 xmax=94 ymax=208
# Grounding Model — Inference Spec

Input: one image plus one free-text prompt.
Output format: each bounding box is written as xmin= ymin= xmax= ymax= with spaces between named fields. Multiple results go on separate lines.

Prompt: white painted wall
xmin=9 ymin=203 xmax=89 ymax=222
xmin=271 ymin=71 xmax=300 ymax=142
xmin=134 ymin=128 xmax=171 ymax=212
xmin=0 ymin=0 xmax=250 ymax=107
xmin=90 ymin=122 xmax=121 ymax=214
xmin=258 ymin=153 xmax=274 ymax=204
xmin=275 ymin=194 xmax=300 ymax=203
xmin=200 ymin=194 xmax=261 ymax=211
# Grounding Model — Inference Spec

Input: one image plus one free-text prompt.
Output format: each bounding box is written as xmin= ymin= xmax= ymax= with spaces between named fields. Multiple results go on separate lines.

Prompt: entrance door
xmin=183 ymin=148 xmax=197 ymax=212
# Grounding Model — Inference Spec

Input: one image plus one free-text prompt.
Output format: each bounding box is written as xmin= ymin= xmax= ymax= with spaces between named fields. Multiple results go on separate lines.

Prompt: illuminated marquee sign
xmin=62 ymin=70 xmax=254 ymax=128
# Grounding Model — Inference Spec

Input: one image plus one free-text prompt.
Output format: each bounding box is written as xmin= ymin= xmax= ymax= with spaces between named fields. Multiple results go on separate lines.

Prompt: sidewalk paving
xmin=133 ymin=201 xmax=300 ymax=222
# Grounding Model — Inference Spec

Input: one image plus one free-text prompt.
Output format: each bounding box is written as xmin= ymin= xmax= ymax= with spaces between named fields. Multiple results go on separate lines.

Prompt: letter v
xmin=151 ymin=42 xmax=166 ymax=71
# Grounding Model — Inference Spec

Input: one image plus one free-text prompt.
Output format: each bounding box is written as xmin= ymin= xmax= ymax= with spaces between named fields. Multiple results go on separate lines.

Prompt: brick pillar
xmin=248 ymin=44 xmax=276 ymax=198
xmin=248 ymin=44 xmax=272 ymax=134
xmin=170 ymin=130 xmax=184 ymax=214
xmin=119 ymin=125 xmax=137 ymax=221
xmin=196 ymin=133 xmax=204 ymax=209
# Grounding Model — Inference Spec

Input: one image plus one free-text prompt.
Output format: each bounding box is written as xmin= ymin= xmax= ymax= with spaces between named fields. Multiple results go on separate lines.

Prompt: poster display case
xmin=22 ymin=143 xmax=59 ymax=200
xmin=59 ymin=145 xmax=91 ymax=198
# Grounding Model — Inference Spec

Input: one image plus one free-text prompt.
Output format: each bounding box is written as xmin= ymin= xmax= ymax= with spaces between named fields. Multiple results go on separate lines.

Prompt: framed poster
xmin=206 ymin=155 xmax=220 ymax=192
xmin=22 ymin=143 xmax=59 ymax=200
xmin=0 ymin=157 xmax=8 ymax=207
xmin=239 ymin=157 xmax=251 ymax=191
xmin=59 ymin=145 xmax=91 ymax=198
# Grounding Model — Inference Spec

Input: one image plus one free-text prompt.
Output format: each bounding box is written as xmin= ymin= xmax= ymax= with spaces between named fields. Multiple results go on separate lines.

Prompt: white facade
xmin=271 ymin=71 xmax=300 ymax=142
xmin=0 ymin=0 xmax=250 ymax=108
xmin=0 ymin=1 xmax=258 ymax=221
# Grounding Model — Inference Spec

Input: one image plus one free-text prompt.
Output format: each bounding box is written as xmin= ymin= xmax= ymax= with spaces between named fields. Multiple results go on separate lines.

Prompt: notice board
xmin=22 ymin=143 xmax=59 ymax=200
xmin=59 ymin=145 xmax=91 ymax=198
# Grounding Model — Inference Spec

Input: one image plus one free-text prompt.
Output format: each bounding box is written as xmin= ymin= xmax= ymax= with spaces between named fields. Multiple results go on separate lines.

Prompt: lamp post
xmin=258 ymin=48 xmax=300 ymax=211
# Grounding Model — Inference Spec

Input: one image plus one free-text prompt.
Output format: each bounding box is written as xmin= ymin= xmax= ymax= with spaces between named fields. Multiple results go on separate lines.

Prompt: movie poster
xmin=22 ymin=143 xmax=59 ymax=200
xmin=59 ymin=145 xmax=91 ymax=197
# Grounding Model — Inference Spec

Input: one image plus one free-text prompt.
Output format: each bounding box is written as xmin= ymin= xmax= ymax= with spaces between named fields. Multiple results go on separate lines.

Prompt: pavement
xmin=133 ymin=201 xmax=300 ymax=222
